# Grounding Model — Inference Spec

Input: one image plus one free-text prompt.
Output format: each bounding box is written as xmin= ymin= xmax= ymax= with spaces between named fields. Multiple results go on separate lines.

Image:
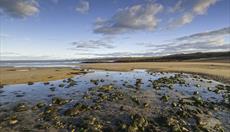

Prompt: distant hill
xmin=82 ymin=51 xmax=230 ymax=63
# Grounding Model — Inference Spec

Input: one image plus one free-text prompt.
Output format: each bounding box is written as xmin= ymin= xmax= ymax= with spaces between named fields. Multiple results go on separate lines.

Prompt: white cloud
xmin=172 ymin=12 xmax=194 ymax=26
xmin=193 ymin=0 xmax=217 ymax=15
xmin=94 ymin=2 xmax=163 ymax=35
xmin=70 ymin=38 xmax=115 ymax=51
xmin=0 ymin=0 xmax=39 ymax=18
xmin=169 ymin=0 xmax=184 ymax=13
xmin=170 ymin=0 xmax=218 ymax=27
xmin=75 ymin=0 xmax=90 ymax=14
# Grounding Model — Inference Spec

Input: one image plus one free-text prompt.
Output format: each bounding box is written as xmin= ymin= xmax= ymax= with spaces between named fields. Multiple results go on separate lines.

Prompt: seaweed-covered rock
xmin=152 ymin=75 xmax=185 ymax=89
xmin=90 ymin=79 xmax=99 ymax=85
xmin=64 ymin=103 xmax=88 ymax=116
xmin=98 ymin=85 xmax=113 ymax=92
xmin=14 ymin=103 xmax=29 ymax=112
xmin=9 ymin=116 xmax=18 ymax=125
xmin=161 ymin=95 xmax=169 ymax=102
xmin=135 ymin=79 xmax=142 ymax=89
xmin=52 ymin=97 xmax=69 ymax=105
xmin=36 ymin=102 xmax=46 ymax=108
xmin=196 ymin=114 xmax=223 ymax=132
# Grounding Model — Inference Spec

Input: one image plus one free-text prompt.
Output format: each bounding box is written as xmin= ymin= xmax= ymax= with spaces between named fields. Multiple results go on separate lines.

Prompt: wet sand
xmin=81 ymin=62 xmax=230 ymax=84
xmin=0 ymin=67 xmax=86 ymax=85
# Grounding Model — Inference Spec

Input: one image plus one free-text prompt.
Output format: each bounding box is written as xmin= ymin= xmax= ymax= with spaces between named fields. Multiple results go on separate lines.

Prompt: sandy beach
xmin=1 ymin=62 xmax=230 ymax=85
xmin=0 ymin=67 xmax=85 ymax=85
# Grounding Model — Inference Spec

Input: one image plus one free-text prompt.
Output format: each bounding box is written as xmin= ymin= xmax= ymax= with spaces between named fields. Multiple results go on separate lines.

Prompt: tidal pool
xmin=0 ymin=70 xmax=229 ymax=131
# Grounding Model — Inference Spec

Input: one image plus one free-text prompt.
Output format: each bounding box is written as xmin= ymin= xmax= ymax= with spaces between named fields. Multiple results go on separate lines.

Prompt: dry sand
xmin=81 ymin=62 xmax=230 ymax=84
xmin=0 ymin=67 xmax=83 ymax=85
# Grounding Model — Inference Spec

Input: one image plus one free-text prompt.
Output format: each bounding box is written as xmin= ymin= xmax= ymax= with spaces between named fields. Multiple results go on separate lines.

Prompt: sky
xmin=0 ymin=0 xmax=229 ymax=60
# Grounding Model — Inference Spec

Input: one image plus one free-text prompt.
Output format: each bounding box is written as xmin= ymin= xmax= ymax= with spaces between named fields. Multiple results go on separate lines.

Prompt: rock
xmin=131 ymin=96 xmax=140 ymax=105
xmin=36 ymin=102 xmax=46 ymax=108
xmin=152 ymin=75 xmax=185 ymax=89
xmin=161 ymin=95 xmax=169 ymax=102
xmin=128 ymin=125 xmax=138 ymax=132
xmin=65 ymin=103 xmax=88 ymax=116
xmin=43 ymin=106 xmax=59 ymax=121
xmin=44 ymin=106 xmax=57 ymax=114
xmin=216 ymin=84 xmax=225 ymax=90
xmin=16 ymin=94 xmax=24 ymax=97
xmin=172 ymin=102 xmax=177 ymax=107
xmin=143 ymin=103 xmax=149 ymax=108
xmin=193 ymin=91 xmax=199 ymax=95
xmin=44 ymin=82 xmax=50 ymax=85
xmin=64 ymin=108 xmax=81 ymax=116
xmin=52 ymin=97 xmax=69 ymax=105
xmin=0 ymin=84 xmax=4 ymax=88
xmin=128 ymin=114 xmax=148 ymax=131
xmin=192 ymin=96 xmax=204 ymax=106
xmin=90 ymin=79 xmax=99 ymax=85
xmin=58 ymin=84 xmax=65 ymax=88
xmin=50 ymin=87 xmax=56 ymax=91
xmin=196 ymin=114 xmax=222 ymax=131
xmin=67 ymin=81 xmax=77 ymax=88
xmin=28 ymin=82 xmax=34 ymax=85
xmin=66 ymin=78 xmax=77 ymax=87
xmin=0 ymin=90 xmax=4 ymax=93
xmin=135 ymin=79 xmax=142 ymax=88
xmin=9 ymin=116 xmax=18 ymax=125
xmin=99 ymin=85 xmax=113 ymax=92
xmin=120 ymin=106 xmax=124 ymax=111
xmin=14 ymin=103 xmax=29 ymax=112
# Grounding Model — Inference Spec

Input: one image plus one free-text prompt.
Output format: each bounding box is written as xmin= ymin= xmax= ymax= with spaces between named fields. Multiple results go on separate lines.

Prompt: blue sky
xmin=0 ymin=0 xmax=229 ymax=60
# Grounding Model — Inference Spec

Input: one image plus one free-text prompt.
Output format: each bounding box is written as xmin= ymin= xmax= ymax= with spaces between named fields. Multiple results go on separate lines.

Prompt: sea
xmin=0 ymin=60 xmax=82 ymax=67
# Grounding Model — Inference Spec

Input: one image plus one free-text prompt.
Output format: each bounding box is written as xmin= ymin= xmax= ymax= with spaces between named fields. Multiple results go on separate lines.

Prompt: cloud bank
xmin=0 ymin=0 xmax=39 ymax=18
xmin=146 ymin=27 xmax=230 ymax=54
xmin=80 ymin=27 xmax=229 ymax=57
xmin=94 ymin=2 xmax=163 ymax=35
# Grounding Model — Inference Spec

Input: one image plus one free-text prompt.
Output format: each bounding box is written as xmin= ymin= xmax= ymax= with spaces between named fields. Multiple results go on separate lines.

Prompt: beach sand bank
xmin=0 ymin=67 xmax=84 ymax=85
